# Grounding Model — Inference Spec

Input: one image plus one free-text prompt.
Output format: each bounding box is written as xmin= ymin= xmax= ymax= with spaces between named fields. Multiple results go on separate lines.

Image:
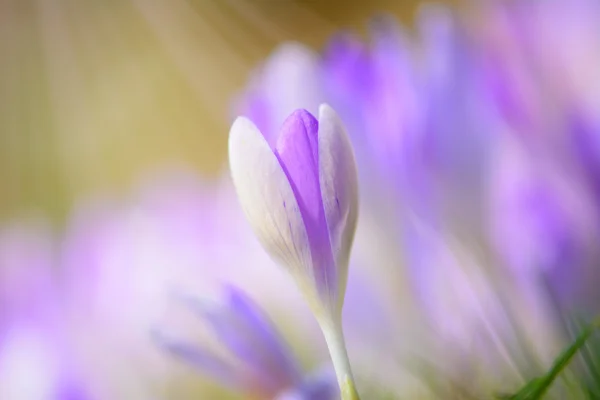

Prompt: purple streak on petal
xmin=274 ymin=110 xmax=336 ymax=298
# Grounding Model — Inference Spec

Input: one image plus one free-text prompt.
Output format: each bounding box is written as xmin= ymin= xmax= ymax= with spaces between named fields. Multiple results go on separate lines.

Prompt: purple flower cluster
xmin=232 ymin=0 xmax=600 ymax=397
xmin=1 ymin=1 xmax=600 ymax=399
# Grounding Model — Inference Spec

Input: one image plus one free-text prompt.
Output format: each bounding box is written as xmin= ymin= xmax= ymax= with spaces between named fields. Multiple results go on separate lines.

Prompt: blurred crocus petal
xmin=152 ymin=330 xmax=241 ymax=390
xmin=488 ymin=136 xmax=597 ymax=307
xmin=0 ymin=327 xmax=87 ymax=400
xmin=190 ymin=287 xmax=302 ymax=389
xmin=0 ymin=220 xmax=91 ymax=400
xmin=418 ymin=5 xmax=493 ymax=209
xmin=323 ymin=18 xmax=422 ymax=195
xmin=155 ymin=286 xmax=327 ymax=399
xmin=274 ymin=366 xmax=339 ymax=400
xmin=406 ymin=221 xmax=505 ymax=347
xmin=570 ymin=110 xmax=600 ymax=198
xmin=229 ymin=105 xmax=358 ymax=318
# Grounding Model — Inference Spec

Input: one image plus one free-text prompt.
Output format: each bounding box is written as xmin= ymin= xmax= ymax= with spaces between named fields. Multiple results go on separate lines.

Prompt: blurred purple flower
xmin=0 ymin=219 xmax=91 ymax=400
xmin=469 ymin=1 xmax=600 ymax=318
xmin=322 ymin=17 xmax=421 ymax=190
xmin=488 ymin=136 xmax=599 ymax=312
xmin=155 ymin=286 xmax=338 ymax=400
xmin=61 ymin=169 xmax=316 ymax=335
xmin=321 ymin=8 xmax=494 ymax=228
xmin=60 ymin=168 xmax=330 ymax=397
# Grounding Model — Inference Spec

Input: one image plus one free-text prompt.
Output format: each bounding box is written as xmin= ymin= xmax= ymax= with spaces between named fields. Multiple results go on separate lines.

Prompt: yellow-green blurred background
xmin=0 ymin=0 xmax=453 ymax=222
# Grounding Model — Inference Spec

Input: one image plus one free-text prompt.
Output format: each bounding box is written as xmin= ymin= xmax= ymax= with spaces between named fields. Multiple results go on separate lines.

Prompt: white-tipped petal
xmin=228 ymin=117 xmax=318 ymax=306
xmin=317 ymin=104 xmax=360 ymax=310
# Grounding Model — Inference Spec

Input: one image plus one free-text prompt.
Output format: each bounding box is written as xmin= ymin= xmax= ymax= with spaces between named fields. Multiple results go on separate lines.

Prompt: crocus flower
xmin=155 ymin=286 xmax=338 ymax=400
xmin=228 ymin=104 xmax=360 ymax=399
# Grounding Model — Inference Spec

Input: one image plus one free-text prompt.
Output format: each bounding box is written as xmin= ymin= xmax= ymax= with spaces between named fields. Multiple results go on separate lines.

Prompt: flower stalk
xmin=320 ymin=317 xmax=360 ymax=400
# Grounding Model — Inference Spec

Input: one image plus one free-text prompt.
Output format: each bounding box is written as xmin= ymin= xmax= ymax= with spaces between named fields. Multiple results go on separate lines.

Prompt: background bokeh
xmin=0 ymin=0 xmax=434 ymax=222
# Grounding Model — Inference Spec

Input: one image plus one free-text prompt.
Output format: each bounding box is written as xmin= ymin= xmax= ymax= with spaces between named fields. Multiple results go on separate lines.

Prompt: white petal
xmin=228 ymin=117 xmax=318 ymax=308
xmin=317 ymin=104 xmax=360 ymax=310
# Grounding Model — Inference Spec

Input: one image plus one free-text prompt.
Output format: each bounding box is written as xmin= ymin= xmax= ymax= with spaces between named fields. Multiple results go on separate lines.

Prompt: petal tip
xmin=229 ymin=116 xmax=258 ymax=141
xmin=318 ymin=104 xmax=343 ymax=127
xmin=283 ymin=109 xmax=319 ymax=131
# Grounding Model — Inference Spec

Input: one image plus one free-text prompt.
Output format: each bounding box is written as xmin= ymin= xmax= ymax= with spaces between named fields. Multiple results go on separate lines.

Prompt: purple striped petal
xmin=274 ymin=110 xmax=336 ymax=301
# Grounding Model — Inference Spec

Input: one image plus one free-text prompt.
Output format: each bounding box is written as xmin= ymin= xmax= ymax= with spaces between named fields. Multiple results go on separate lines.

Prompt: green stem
xmin=320 ymin=317 xmax=361 ymax=400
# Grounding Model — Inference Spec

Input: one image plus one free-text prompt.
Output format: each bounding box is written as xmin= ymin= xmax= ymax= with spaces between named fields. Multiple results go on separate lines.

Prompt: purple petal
xmin=322 ymin=33 xmax=371 ymax=109
xmin=275 ymin=366 xmax=339 ymax=400
xmin=570 ymin=111 xmax=600 ymax=199
xmin=487 ymin=137 xmax=598 ymax=309
xmin=152 ymin=329 xmax=241 ymax=389
xmin=225 ymin=287 xmax=303 ymax=387
xmin=274 ymin=110 xmax=336 ymax=298
xmin=493 ymin=172 xmax=582 ymax=303
xmin=175 ymin=288 xmax=302 ymax=394
xmin=323 ymin=19 xmax=420 ymax=186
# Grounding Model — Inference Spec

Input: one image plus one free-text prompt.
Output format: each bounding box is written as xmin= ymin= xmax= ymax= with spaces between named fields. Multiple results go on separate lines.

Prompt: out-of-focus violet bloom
xmin=0 ymin=219 xmax=90 ymax=400
xmin=321 ymin=19 xmax=432 ymax=230
xmin=570 ymin=111 xmax=600 ymax=219
xmin=61 ymin=169 xmax=329 ymax=398
xmin=155 ymin=286 xmax=338 ymax=400
xmin=321 ymin=8 xmax=493 ymax=229
xmin=477 ymin=0 xmax=600 ymax=140
xmin=488 ymin=137 xmax=599 ymax=311
xmin=322 ymin=17 xmax=421 ymax=193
